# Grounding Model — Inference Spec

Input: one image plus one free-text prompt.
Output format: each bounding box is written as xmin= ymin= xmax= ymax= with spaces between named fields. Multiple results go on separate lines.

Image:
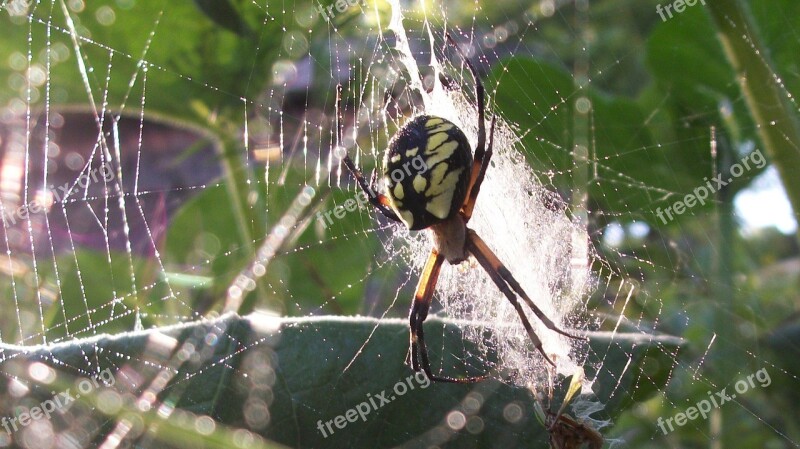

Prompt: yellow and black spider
xmin=341 ymin=35 xmax=584 ymax=383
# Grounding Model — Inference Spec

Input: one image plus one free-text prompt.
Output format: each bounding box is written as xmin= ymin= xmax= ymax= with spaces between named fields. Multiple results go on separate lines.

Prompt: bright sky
xmin=735 ymin=167 xmax=798 ymax=235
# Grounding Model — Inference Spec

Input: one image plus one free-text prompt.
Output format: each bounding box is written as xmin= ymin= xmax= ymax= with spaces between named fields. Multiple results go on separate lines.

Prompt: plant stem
xmin=706 ymin=0 xmax=800 ymax=238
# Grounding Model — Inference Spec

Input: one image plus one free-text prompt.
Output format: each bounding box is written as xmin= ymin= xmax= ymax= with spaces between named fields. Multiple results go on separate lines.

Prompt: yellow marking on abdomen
xmin=426 ymin=165 xmax=464 ymax=197
xmin=393 ymin=183 xmax=405 ymax=200
xmin=426 ymin=193 xmax=453 ymax=219
xmin=423 ymin=141 xmax=459 ymax=168
xmin=423 ymin=162 xmax=465 ymax=219
xmin=429 ymin=123 xmax=454 ymax=134
xmin=425 ymin=118 xmax=444 ymax=128
xmin=413 ymin=175 xmax=427 ymax=193
xmin=425 ymin=132 xmax=449 ymax=154
xmin=398 ymin=210 xmax=415 ymax=228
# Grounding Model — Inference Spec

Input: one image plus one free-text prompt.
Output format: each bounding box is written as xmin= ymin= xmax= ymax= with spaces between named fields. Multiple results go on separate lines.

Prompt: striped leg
xmin=466 ymin=230 xmax=586 ymax=367
xmin=445 ymin=33 xmax=494 ymax=222
xmin=336 ymin=84 xmax=400 ymax=223
xmin=409 ymin=249 xmax=488 ymax=383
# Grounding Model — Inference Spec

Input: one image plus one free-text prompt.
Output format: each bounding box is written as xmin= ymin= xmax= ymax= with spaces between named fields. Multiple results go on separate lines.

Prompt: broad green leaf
xmin=0 ymin=1 xmax=279 ymax=125
xmin=164 ymin=165 xmax=389 ymax=315
xmin=1 ymin=312 xmax=682 ymax=448
xmin=644 ymin=5 xmax=773 ymax=204
xmin=491 ymin=58 xmax=662 ymax=219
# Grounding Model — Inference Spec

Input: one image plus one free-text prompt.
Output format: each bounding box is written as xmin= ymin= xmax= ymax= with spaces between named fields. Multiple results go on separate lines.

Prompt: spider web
xmin=0 ymin=0 xmax=798 ymax=448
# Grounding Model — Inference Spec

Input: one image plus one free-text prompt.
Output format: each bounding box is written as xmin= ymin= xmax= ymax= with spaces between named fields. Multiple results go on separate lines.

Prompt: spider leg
xmin=495 ymin=262 xmax=587 ymax=341
xmin=468 ymin=230 xmax=586 ymax=341
xmin=465 ymin=231 xmax=556 ymax=367
xmin=335 ymin=85 xmax=400 ymax=223
xmin=466 ymin=230 xmax=586 ymax=366
xmin=445 ymin=33 xmax=492 ymax=222
xmin=410 ymin=249 xmax=489 ymax=383
xmin=462 ymin=115 xmax=495 ymax=220
xmin=446 ymin=34 xmax=486 ymax=159
xmin=341 ymin=155 xmax=401 ymax=222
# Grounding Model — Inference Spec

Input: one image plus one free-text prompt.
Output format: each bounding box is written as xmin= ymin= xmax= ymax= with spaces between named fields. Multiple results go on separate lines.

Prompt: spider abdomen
xmin=383 ymin=115 xmax=473 ymax=230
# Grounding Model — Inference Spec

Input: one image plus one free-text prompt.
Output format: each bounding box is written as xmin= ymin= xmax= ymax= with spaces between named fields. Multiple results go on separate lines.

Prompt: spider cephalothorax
xmin=340 ymin=34 xmax=584 ymax=383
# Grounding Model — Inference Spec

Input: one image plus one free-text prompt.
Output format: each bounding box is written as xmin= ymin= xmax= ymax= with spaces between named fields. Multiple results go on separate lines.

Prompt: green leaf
xmin=0 ymin=1 xmax=279 ymax=125
xmin=1 ymin=313 xmax=682 ymax=448
xmin=492 ymin=58 xmax=665 ymax=220
xmin=193 ymin=0 xmax=252 ymax=37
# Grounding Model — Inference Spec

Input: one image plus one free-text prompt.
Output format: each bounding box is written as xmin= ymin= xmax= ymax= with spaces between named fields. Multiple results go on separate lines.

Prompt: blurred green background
xmin=0 ymin=0 xmax=799 ymax=448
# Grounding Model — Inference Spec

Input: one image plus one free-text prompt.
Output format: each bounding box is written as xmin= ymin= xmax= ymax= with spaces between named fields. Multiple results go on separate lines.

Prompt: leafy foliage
xmin=0 ymin=313 xmax=679 ymax=447
xmin=0 ymin=0 xmax=799 ymax=448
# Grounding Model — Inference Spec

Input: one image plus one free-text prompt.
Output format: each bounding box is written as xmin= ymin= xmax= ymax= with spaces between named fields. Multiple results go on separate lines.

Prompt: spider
xmin=340 ymin=34 xmax=584 ymax=383
xmin=546 ymin=411 xmax=604 ymax=449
